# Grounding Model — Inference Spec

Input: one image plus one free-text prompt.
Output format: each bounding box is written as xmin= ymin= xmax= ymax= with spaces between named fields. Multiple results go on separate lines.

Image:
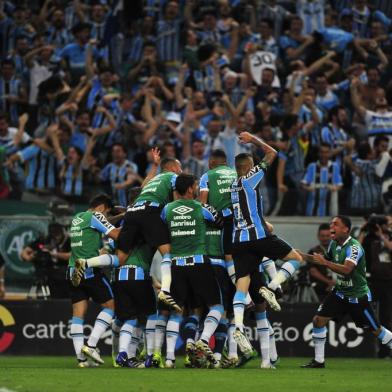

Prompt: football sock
xmin=228 ymin=322 xmax=238 ymax=358
xmin=145 ymin=314 xmax=157 ymax=356
xmin=226 ymin=259 xmax=236 ymax=284
xmin=214 ymin=318 xmax=228 ymax=360
xmin=86 ymin=254 xmax=119 ymax=268
xmin=111 ymin=318 xmax=122 ymax=356
xmin=233 ymin=291 xmax=246 ymax=332
xmin=129 ymin=327 xmax=142 ymax=358
xmin=119 ymin=319 xmax=137 ymax=355
xmin=262 ymin=258 xmax=277 ymax=280
xmin=378 ymin=327 xmax=392 ymax=348
xmin=268 ymin=260 xmax=300 ymax=291
xmin=183 ymin=315 xmax=199 ymax=344
xmin=166 ymin=314 xmax=182 ymax=361
xmin=201 ymin=305 xmax=223 ymax=343
xmin=70 ymin=317 xmax=85 ymax=361
xmin=87 ymin=308 xmax=114 ymax=348
xmin=160 ymin=253 xmax=172 ymax=292
xmin=154 ymin=313 xmax=168 ymax=353
xmin=313 ymin=327 xmax=327 ymax=363
xmin=256 ymin=311 xmax=269 ymax=366
xmin=268 ymin=321 xmax=278 ymax=362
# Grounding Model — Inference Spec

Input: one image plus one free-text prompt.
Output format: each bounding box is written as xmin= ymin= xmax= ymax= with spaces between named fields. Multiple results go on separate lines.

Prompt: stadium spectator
xmin=0 ymin=0 xmax=389 ymax=217
xmin=361 ymin=214 xmax=392 ymax=358
xmin=301 ymin=143 xmax=343 ymax=217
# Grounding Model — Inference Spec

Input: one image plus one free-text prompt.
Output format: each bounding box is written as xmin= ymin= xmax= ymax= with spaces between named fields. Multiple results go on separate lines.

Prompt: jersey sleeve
xmin=199 ymin=172 xmax=209 ymax=192
xmin=17 ymin=144 xmax=40 ymax=163
xmin=100 ymin=164 xmax=110 ymax=181
xmin=301 ymin=164 xmax=314 ymax=185
xmin=90 ymin=212 xmax=115 ymax=235
xmin=171 ymin=174 xmax=177 ymax=190
xmin=345 ymin=244 xmax=364 ymax=266
xmin=160 ymin=205 xmax=168 ymax=222
xmin=242 ymin=160 xmax=268 ymax=188
xmin=201 ymin=203 xmax=220 ymax=223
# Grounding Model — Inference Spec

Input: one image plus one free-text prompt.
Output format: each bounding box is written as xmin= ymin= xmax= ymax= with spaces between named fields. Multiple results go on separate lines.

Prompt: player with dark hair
xmin=199 ymin=149 xmax=238 ymax=366
xmin=160 ymin=173 xmax=224 ymax=368
xmin=229 ymin=132 xmax=305 ymax=359
xmin=111 ymin=187 xmax=157 ymax=369
xmin=68 ymin=194 xmax=121 ymax=367
xmin=301 ymin=216 xmax=392 ymax=368
xmin=72 ymin=149 xmax=182 ymax=312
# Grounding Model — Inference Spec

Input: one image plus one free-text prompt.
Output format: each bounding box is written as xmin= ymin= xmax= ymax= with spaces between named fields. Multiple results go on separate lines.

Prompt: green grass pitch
xmin=0 ymin=356 xmax=390 ymax=392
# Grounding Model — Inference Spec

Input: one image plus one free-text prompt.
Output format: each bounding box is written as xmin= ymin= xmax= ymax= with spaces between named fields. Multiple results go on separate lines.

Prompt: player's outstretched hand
xmin=238 ymin=131 xmax=254 ymax=144
xmin=313 ymin=253 xmax=327 ymax=266
xmin=151 ymin=147 xmax=161 ymax=165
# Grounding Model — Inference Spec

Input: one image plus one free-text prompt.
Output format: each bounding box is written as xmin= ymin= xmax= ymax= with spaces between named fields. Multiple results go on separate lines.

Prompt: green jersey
xmin=199 ymin=165 xmax=237 ymax=212
xmin=69 ymin=211 xmax=115 ymax=267
xmin=124 ymin=243 xmax=154 ymax=273
xmin=200 ymin=165 xmax=236 ymax=257
xmin=326 ymin=236 xmax=368 ymax=298
xmin=136 ymin=171 xmax=177 ymax=205
xmin=161 ymin=199 xmax=218 ymax=258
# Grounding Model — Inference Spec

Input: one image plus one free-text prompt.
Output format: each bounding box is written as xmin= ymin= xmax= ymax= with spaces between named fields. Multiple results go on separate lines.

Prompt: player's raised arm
xmin=299 ymin=250 xmax=355 ymax=276
xmin=238 ymin=131 xmax=277 ymax=166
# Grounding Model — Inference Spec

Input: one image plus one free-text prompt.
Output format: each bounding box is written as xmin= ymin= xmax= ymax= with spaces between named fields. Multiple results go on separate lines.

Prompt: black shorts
xmin=212 ymin=265 xmax=235 ymax=313
xmin=232 ymin=235 xmax=292 ymax=279
xmin=317 ymin=291 xmax=380 ymax=331
xmin=117 ymin=205 xmax=170 ymax=253
xmin=171 ymin=263 xmax=221 ymax=308
xmin=112 ymin=279 xmax=156 ymax=321
xmin=68 ymin=273 xmax=113 ymax=305
xmin=222 ymin=216 xmax=233 ymax=255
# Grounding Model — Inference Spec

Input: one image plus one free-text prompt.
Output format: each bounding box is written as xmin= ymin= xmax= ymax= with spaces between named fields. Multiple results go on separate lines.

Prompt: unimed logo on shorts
xmin=0 ymin=305 xmax=15 ymax=352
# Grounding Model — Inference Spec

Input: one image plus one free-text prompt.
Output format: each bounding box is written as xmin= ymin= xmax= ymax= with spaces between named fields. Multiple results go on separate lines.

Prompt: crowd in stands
xmin=0 ymin=0 xmax=391 ymax=216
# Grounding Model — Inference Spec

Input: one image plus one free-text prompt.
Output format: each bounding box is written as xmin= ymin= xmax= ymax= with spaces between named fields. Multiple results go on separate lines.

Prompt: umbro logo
xmin=72 ymin=217 xmax=83 ymax=226
xmin=172 ymin=206 xmax=193 ymax=215
xmin=216 ymin=169 xmax=234 ymax=175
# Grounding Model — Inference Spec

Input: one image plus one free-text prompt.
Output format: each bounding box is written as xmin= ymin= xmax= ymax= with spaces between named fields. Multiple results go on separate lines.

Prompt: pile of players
xmin=68 ymin=133 xmax=392 ymax=369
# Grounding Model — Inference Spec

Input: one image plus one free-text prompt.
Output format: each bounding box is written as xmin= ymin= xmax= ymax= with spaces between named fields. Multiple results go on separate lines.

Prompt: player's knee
xmin=291 ymin=249 xmax=304 ymax=263
xmin=312 ymin=315 xmax=324 ymax=328
xmin=102 ymin=300 xmax=115 ymax=311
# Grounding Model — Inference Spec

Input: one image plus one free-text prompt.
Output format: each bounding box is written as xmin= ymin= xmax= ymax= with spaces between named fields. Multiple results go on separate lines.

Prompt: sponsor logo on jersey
xmin=172 ymin=206 xmax=194 ymax=215
xmin=71 ymin=217 xmax=84 ymax=226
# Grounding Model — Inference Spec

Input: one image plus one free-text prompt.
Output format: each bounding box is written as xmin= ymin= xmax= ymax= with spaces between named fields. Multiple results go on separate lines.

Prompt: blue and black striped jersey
xmin=230 ymin=160 xmax=271 ymax=243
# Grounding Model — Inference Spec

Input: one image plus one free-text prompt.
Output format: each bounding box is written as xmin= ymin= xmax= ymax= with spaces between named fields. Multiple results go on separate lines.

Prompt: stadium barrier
xmin=0 ymin=213 xmax=364 ymax=293
xmin=0 ymin=300 xmax=376 ymax=357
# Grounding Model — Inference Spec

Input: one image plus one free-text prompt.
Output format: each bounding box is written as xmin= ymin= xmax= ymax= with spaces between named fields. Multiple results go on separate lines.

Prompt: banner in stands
xmin=0 ymin=301 xmax=376 ymax=357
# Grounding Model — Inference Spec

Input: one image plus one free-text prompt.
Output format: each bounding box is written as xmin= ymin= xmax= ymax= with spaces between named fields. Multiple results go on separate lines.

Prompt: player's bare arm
xmin=238 ymin=132 xmax=277 ymax=166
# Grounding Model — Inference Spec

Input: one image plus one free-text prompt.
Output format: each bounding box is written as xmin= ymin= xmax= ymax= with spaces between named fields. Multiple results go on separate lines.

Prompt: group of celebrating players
xmin=67 ymin=132 xmax=392 ymax=369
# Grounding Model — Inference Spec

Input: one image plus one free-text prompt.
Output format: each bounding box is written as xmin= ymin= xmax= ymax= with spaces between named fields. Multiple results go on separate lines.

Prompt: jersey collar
xmin=341 ymin=236 xmax=352 ymax=247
